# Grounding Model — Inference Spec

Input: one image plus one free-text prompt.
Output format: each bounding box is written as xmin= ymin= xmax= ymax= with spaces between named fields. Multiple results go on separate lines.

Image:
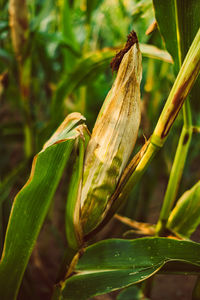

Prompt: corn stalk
xmin=9 ymin=0 xmax=33 ymax=157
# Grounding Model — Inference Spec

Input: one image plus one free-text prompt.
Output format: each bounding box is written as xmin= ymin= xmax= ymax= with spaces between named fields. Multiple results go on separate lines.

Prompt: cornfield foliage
xmin=0 ymin=0 xmax=200 ymax=299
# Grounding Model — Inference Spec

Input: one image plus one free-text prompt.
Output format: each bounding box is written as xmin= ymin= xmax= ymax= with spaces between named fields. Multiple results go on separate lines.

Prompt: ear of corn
xmin=80 ymin=37 xmax=142 ymax=234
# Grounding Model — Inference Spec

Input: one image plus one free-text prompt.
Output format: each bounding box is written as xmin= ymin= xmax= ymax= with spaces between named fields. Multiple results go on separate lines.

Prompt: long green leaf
xmin=0 ymin=113 xmax=86 ymax=300
xmin=153 ymin=0 xmax=200 ymax=70
xmin=65 ymin=126 xmax=90 ymax=250
xmin=153 ymin=0 xmax=200 ymax=115
xmin=61 ymin=238 xmax=200 ymax=300
xmin=167 ymin=181 xmax=200 ymax=238
xmin=153 ymin=0 xmax=200 ymax=235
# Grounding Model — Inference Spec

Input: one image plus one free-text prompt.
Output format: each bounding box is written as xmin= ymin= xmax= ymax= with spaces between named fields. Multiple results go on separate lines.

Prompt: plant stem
xmin=55 ymin=245 xmax=78 ymax=283
xmin=156 ymin=1 xmax=193 ymax=235
xmin=53 ymin=246 xmax=83 ymax=300
xmin=52 ymin=246 xmax=80 ymax=298
xmin=20 ymin=60 xmax=34 ymax=158
xmin=122 ymin=27 xmax=200 ymax=200
xmin=9 ymin=0 xmax=34 ymax=158
xmin=156 ymin=122 xmax=192 ymax=235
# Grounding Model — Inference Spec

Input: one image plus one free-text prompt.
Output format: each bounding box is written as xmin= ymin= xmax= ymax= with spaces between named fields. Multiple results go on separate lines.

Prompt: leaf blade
xmin=65 ymin=126 xmax=90 ymax=250
xmin=0 ymin=113 xmax=86 ymax=300
xmin=167 ymin=181 xmax=200 ymax=238
xmin=153 ymin=0 xmax=200 ymax=118
xmin=61 ymin=237 xmax=200 ymax=300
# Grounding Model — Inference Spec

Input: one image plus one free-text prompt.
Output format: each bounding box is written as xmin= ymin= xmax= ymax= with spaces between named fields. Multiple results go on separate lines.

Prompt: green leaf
xmin=0 ymin=113 xmax=86 ymax=300
xmin=61 ymin=237 xmax=200 ymax=300
xmin=153 ymin=0 xmax=200 ymax=70
xmin=140 ymin=44 xmax=172 ymax=63
xmin=30 ymin=0 xmax=54 ymax=31
xmin=153 ymin=0 xmax=200 ymax=119
xmin=167 ymin=181 xmax=200 ymax=238
xmin=59 ymin=0 xmax=78 ymax=72
xmin=0 ymin=160 xmax=28 ymax=206
xmin=65 ymin=126 xmax=90 ymax=250
xmin=152 ymin=1 xmax=179 ymax=72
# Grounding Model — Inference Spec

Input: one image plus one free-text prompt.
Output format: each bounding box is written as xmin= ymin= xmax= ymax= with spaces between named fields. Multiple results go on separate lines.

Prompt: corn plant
xmin=1 ymin=0 xmax=200 ymax=299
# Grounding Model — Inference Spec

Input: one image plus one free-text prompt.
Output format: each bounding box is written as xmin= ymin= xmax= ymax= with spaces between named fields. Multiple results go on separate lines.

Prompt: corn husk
xmin=80 ymin=40 xmax=142 ymax=234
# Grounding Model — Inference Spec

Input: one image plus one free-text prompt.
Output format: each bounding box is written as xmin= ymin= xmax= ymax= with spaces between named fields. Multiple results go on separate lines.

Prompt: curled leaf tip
xmin=110 ymin=30 xmax=138 ymax=72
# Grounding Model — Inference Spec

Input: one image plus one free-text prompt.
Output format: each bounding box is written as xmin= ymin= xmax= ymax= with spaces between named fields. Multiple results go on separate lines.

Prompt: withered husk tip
xmin=110 ymin=30 xmax=138 ymax=73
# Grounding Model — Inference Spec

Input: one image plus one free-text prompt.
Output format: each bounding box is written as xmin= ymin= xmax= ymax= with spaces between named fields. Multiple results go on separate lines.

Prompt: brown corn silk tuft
xmin=110 ymin=30 xmax=138 ymax=72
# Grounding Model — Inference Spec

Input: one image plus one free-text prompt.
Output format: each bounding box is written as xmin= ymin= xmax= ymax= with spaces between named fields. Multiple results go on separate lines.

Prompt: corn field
xmin=1 ymin=0 xmax=200 ymax=299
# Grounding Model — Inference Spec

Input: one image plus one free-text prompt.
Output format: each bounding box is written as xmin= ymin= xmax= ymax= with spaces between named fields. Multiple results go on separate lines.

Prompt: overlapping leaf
xmin=61 ymin=238 xmax=200 ymax=300
xmin=0 ymin=113 xmax=87 ymax=300
xmin=65 ymin=128 xmax=90 ymax=250
xmin=153 ymin=0 xmax=200 ymax=117
xmin=167 ymin=181 xmax=200 ymax=238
